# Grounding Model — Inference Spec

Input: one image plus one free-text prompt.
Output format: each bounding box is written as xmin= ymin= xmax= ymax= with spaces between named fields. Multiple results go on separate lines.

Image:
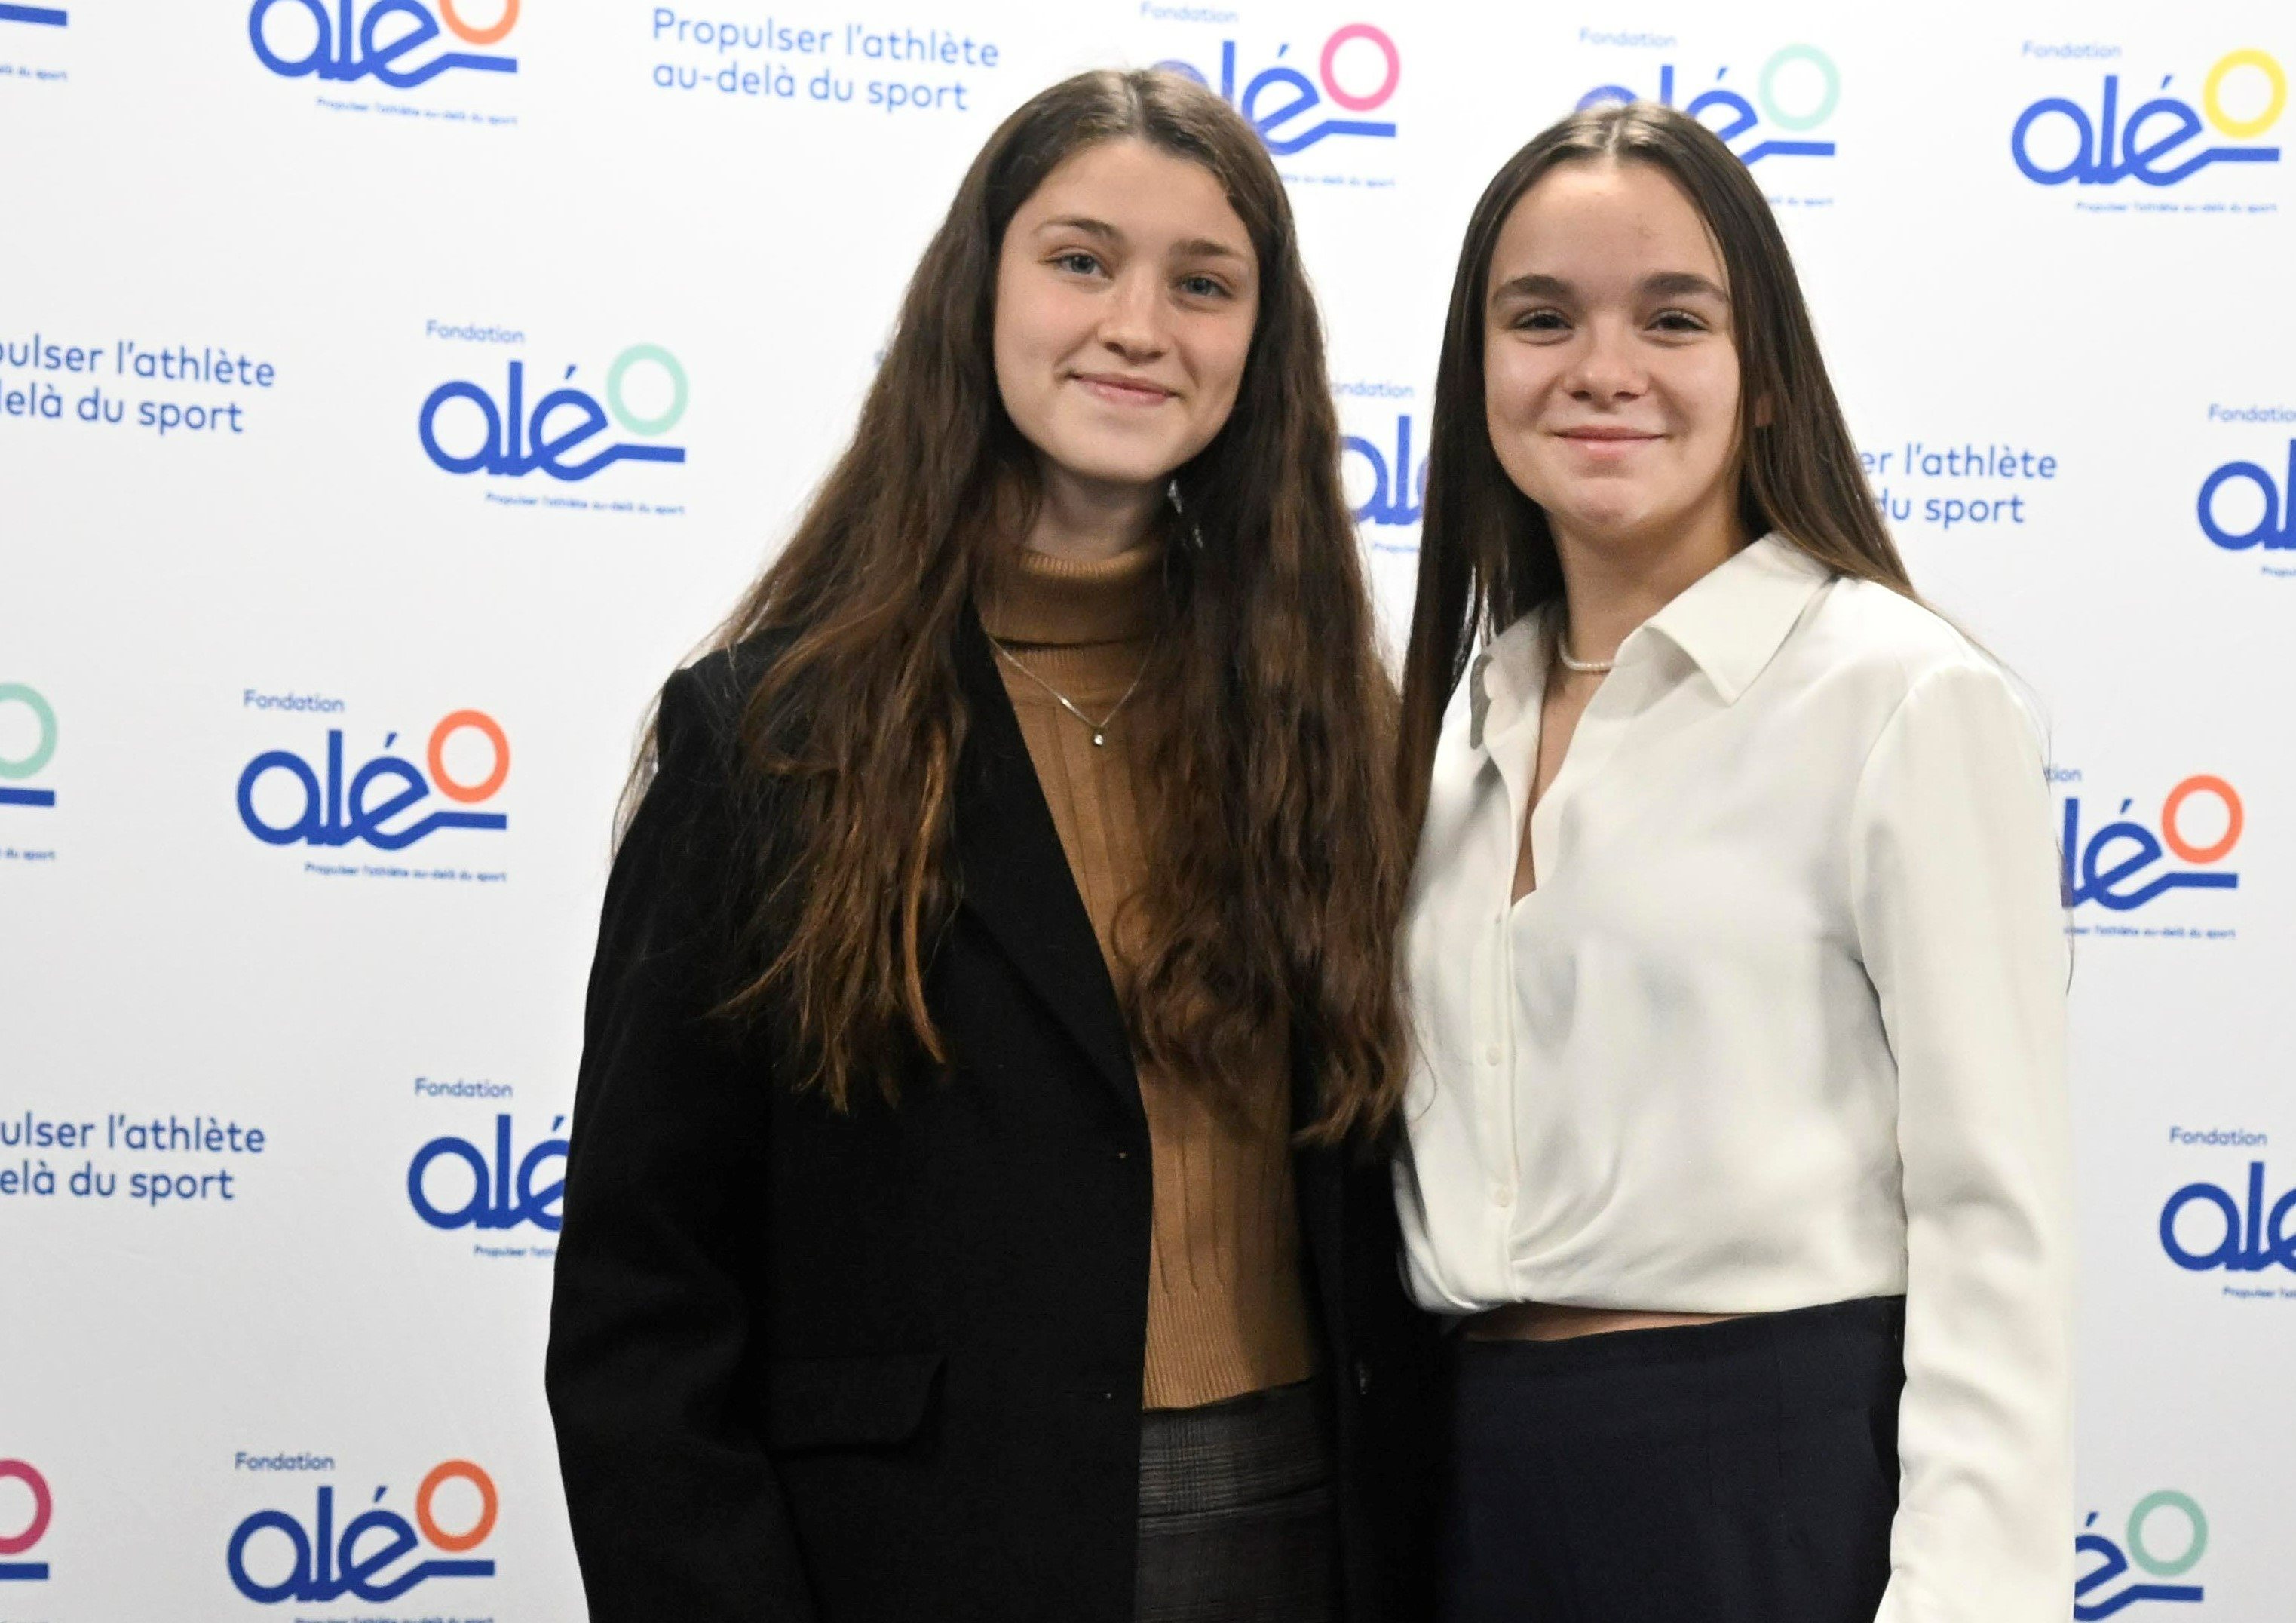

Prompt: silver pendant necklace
xmin=986 ymin=635 xmax=1151 ymax=747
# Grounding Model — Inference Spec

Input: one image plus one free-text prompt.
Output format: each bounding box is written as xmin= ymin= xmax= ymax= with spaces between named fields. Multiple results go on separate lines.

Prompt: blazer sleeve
xmin=1848 ymin=659 xmax=2075 ymax=1623
xmin=546 ymin=661 xmax=817 ymax=1621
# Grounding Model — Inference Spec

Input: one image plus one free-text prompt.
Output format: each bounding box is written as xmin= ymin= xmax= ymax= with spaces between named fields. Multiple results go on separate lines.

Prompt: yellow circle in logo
xmin=2203 ymin=49 xmax=2286 ymax=140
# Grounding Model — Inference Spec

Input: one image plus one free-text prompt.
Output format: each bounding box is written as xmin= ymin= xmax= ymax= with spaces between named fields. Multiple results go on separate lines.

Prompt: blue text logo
xmin=238 ymin=710 xmax=508 ymax=849
xmin=1579 ymin=45 xmax=1838 ymax=164
xmin=2199 ymin=441 xmax=2296 ymax=549
xmin=420 ymin=345 xmax=688 ymax=480
xmin=0 ymin=686 xmax=57 ymax=809
xmin=249 ymin=0 xmax=517 ymax=87
xmin=1159 ymin=22 xmax=1399 ymax=155
xmin=2077 ymin=1490 xmax=2208 ymax=1616
xmin=2060 ymin=776 xmax=2241 ymax=910
xmin=228 ymin=1461 xmax=496 ymax=1604
xmin=2162 ymin=1161 xmax=2294 ymax=1272
xmin=2012 ymin=50 xmax=2283 ymax=186
xmin=0 ymin=5 xmax=66 ymax=26
xmin=0 ymin=1460 xmax=51 ymax=1582
xmin=1344 ymin=413 xmax=1424 ymax=530
xmin=409 ymin=1115 xmax=565 ymax=1232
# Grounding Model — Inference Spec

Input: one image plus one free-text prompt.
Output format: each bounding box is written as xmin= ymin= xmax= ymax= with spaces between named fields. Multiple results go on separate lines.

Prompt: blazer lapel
xmin=949 ymin=603 xmax=1144 ymax=1122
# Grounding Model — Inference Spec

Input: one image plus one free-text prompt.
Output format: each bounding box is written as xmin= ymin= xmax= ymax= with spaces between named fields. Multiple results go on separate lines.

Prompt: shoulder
xmin=1810 ymin=575 xmax=1989 ymax=686
xmin=667 ymin=630 xmax=798 ymax=726
xmin=1791 ymin=580 xmax=2052 ymax=800
xmin=1796 ymin=575 xmax=2036 ymax=729
xmin=655 ymin=630 xmax=801 ymax=765
xmin=620 ymin=634 xmax=805 ymax=904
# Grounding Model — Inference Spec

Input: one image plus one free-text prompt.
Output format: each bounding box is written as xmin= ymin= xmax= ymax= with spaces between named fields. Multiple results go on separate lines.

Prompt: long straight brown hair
xmin=646 ymin=69 xmax=1406 ymax=1142
xmin=1397 ymin=103 xmax=1915 ymax=839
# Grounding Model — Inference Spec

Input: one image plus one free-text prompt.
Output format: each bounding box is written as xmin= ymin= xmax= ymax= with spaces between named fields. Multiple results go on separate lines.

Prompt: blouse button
xmin=1483 ymin=1044 xmax=1504 ymax=1067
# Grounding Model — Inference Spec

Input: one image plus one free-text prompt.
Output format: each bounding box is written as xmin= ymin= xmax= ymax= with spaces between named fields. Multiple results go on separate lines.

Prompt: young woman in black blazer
xmin=546 ymin=70 xmax=1438 ymax=1623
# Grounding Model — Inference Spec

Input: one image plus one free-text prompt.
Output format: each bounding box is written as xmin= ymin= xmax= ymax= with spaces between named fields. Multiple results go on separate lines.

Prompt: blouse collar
xmin=1470 ymin=533 xmax=1834 ymax=749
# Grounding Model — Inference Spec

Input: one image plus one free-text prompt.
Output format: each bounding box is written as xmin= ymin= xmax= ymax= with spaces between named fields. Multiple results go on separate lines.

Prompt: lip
xmin=1553 ymin=425 xmax=1663 ymax=442
xmin=1071 ymin=371 xmax=1177 ymax=407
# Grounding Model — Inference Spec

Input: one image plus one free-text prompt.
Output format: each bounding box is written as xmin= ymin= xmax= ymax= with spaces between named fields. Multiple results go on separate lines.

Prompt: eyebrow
xmin=1037 ymin=216 xmax=1250 ymax=265
xmin=1173 ymin=236 xmax=1252 ymax=264
xmin=1040 ymin=215 xmax=1120 ymax=243
xmin=1491 ymin=269 xmax=1730 ymax=304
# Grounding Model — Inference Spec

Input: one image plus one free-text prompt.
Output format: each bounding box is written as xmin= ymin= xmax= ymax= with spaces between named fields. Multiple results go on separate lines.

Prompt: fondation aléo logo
xmin=420 ymin=344 xmax=688 ymax=482
xmin=1344 ymin=411 xmax=1424 ymax=538
xmin=228 ymin=1459 xmax=497 ymax=1604
xmin=2059 ymin=775 xmax=2241 ymax=911
xmin=2013 ymin=48 xmax=2284 ymax=186
xmin=410 ymin=1113 xmax=565 ymax=1232
xmin=1579 ymin=44 xmax=1841 ymax=167
xmin=2199 ymin=440 xmax=2296 ymax=551
xmin=238 ymin=710 xmax=508 ymax=850
xmin=249 ymin=0 xmax=517 ymax=87
xmin=1157 ymin=23 xmax=1399 ymax=156
xmin=2162 ymin=1161 xmax=2294 ymax=1274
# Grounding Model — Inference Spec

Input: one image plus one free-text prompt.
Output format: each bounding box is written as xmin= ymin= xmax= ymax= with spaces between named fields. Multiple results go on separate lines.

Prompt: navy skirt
xmin=1440 ymin=1297 xmax=1905 ymax=1623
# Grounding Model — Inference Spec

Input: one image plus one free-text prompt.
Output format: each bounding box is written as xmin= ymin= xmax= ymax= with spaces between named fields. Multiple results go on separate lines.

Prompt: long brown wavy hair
xmin=1397 ymin=103 xmax=1916 ymax=839
xmin=643 ymin=69 xmax=1407 ymax=1143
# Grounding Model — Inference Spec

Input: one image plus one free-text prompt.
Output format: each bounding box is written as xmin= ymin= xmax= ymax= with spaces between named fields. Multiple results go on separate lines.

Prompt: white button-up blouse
xmin=1395 ymin=535 xmax=2073 ymax=1620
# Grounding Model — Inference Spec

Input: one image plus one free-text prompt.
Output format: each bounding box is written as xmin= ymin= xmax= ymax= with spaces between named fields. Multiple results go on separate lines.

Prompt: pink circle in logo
xmin=0 ymin=1461 xmax=52 ymax=1556
xmin=1319 ymin=24 xmax=1400 ymax=112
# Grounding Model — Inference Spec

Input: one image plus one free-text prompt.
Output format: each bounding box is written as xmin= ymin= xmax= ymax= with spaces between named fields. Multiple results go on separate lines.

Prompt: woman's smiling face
xmin=1482 ymin=157 xmax=1745 ymax=551
xmin=992 ymin=137 xmax=1261 ymax=501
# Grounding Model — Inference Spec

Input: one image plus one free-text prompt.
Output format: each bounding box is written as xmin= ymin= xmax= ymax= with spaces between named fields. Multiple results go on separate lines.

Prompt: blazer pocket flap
xmin=762 ymin=1351 xmax=944 ymax=1453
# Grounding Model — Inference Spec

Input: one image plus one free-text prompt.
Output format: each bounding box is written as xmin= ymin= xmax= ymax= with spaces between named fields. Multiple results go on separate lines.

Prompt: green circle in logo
xmin=1758 ymin=44 xmax=1840 ymax=133
xmin=605 ymin=344 xmax=689 ymax=438
xmin=2128 ymin=1490 xmax=2208 ymax=1578
xmin=0 ymin=684 xmax=57 ymax=781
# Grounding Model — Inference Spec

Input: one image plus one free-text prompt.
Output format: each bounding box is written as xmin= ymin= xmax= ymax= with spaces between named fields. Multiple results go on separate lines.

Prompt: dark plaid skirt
xmin=1439 ymin=1297 xmax=1905 ymax=1623
xmin=1135 ymin=1376 xmax=1338 ymax=1623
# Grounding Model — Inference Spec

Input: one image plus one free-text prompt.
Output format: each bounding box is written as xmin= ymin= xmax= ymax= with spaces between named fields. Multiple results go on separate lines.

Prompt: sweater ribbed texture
xmin=978 ymin=539 xmax=1317 ymax=1411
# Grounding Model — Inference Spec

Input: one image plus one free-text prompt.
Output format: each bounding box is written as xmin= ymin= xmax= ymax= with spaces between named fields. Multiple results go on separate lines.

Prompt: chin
xmin=1047 ymin=435 xmax=1188 ymax=491
xmin=1547 ymin=497 xmax=1669 ymax=545
xmin=1536 ymin=482 xmax=1642 ymax=526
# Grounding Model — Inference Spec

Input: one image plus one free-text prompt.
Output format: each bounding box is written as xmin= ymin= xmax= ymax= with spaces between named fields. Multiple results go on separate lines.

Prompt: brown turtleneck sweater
xmin=978 ymin=540 xmax=1318 ymax=1410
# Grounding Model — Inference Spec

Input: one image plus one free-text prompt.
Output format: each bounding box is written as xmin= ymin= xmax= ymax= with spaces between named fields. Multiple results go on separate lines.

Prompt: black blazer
xmin=546 ymin=609 xmax=1442 ymax=1622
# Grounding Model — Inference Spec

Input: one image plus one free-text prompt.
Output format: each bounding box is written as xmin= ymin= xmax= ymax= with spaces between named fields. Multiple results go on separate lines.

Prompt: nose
xmin=1096 ymin=268 xmax=1170 ymax=364
xmin=1562 ymin=315 xmax=1647 ymax=407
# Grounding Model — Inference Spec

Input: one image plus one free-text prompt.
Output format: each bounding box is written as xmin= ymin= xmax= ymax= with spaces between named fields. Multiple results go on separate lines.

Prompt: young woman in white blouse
xmin=1392 ymin=103 xmax=2071 ymax=1623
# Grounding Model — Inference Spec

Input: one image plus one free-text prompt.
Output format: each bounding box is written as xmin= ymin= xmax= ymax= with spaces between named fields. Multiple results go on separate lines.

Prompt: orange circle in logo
xmin=2161 ymin=775 xmax=2242 ymax=865
xmin=428 ymin=710 xmax=510 ymax=804
xmin=415 ymin=1460 xmax=498 ymax=1553
xmin=438 ymin=0 xmax=518 ymax=46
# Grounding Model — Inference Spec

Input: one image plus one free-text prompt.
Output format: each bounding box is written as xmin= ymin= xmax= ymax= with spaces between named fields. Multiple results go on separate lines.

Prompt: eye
xmin=1051 ymin=250 xmax=1105 ymax=277
xmin=1177 ymin=272 xmax=1231 ymax=299
xmin=1513 ymin=308 xmax=1569 ymax=333
xmin=1650 ymin=308 xmax=1709 ymax=333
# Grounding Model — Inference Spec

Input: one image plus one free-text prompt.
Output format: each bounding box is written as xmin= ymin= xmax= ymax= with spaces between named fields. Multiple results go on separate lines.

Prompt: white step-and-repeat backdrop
xmin=2 ymin=1 xmax=2288 ymax=1617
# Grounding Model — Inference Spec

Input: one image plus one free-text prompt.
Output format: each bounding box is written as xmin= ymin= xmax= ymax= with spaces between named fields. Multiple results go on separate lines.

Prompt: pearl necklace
xmin=1556 ymin=640 xmax=1614 ymax=675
